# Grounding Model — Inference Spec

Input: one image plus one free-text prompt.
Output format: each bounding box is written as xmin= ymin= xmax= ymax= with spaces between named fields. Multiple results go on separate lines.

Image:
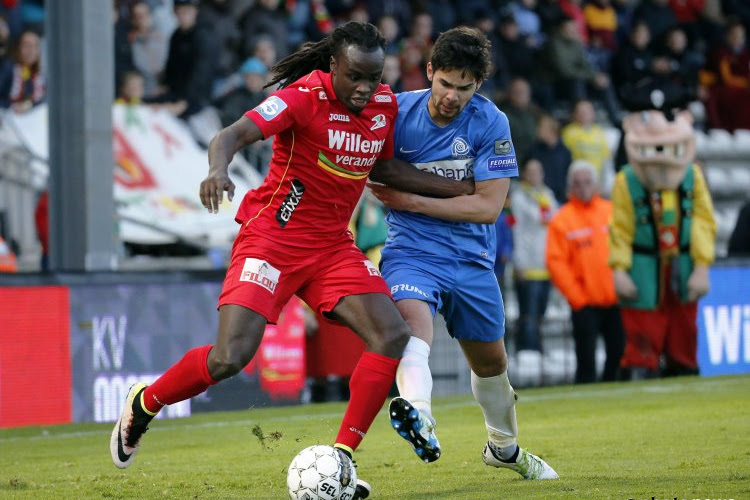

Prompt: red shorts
xmin=218 ymin=229 xmax=390 ymax=323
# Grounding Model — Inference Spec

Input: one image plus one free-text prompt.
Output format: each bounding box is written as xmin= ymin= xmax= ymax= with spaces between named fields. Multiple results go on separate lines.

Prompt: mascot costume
xmin=609 ymin=101 xmax=716 ymax=378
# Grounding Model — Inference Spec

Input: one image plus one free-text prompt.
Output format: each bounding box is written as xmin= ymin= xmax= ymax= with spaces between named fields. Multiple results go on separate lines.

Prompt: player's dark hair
xmin=266 ymin=21 xmax=386 ymax=89
xmin=430 ymin=26 xmax=492 ymax=81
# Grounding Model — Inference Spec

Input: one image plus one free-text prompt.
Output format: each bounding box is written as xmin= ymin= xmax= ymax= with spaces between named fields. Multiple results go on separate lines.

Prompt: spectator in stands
xmin=250 ymin=35 xmax=278 ymax=73
xmin=511 ymin=158 xmax=558 ymax=354
xmin=612 ymin=0 xmax=638 ymax=46
xmin=538 ymin=17 xmax=621 ymax=124
xmin=652 ymin=26 xmax=702 ymax=94
xmin=584 ymin=0 xmax=619 ymax=52
xmin=721 ymin=0 xmax=750 ymax=32
xmin=422 ymin=0 xmax=456 ymax=35
xmin=377 ymin=15 xmax=402 ymax=56
xmin=546 ymin=160 xmax=625 ymax=383
xmin=399 ymin=44 xmax=428 ymax=91
xmin=402 ymin=11 xmax=434 ymax=64
xmin=495 ymin=13 xmax=538 ymax=93
xmin=560 ymin=0 xmax=588 ymax=43
xmin=669 ymin=0 xmax=708 ymax=46
xmin=286 ymin=0 xmax=329 ymax=51
xmin=612 ymin=20 xmax=654 ymax=98
xmin=117 ymin=69 xmax=188 ymax=116
xmin=160 ymin=0 xmax=218 ymax=118
xmin=114 ymin=1 xmax=135 ymax=96
xmin=728 ymin=201 xmax=750 ymax=256
xmin=530 ymin=114 xmax=572 ymax=205
xmin=128 ymin=1 xmax=169 ymax=99
xmin=238 ymin=0 xmax=289 ymax=61
xmin=214 ymin=57 xmax=271 ymax=173
xmin=215 ymin=57 xmax=268 ymax=127
xmin=502 ymin=77 xmax=539 ymax=168
xmin=381 ymin=54 xmax=403 ymax=93
xmin=366 ymin=0 xmax=414 ymax=36
xmin=634 ymin=0 xmax=678 ymax=42
xmin=117 ymin=70 xmax=147 ymax=105
xmin=512 ymin=0 xmax=544 ymax=48
xmin=705 ymin=18 xmax=750 ymax=131
xmin=347 ymin=4 xmax=370 ymax=24
xmin=2 ymin=29 xmax=44 ymax=113
xmin=0 ymin=14 xmax=10 ymax=60
xmin=197 ymin=0 xmax=242 ymax=80
xmin=304 ymin=0 xmax=333 ymax=38
xmin=469 ymin=8 xmax=500 ymax=98
xmin=0 ymin=1 xmax=20 ymax=38
xmin=614 ymin=26 xmax=698 ymax=124
xmin=561 ymin=99 xmax=611 ymax=178
xmin=536 ymin=0 xmax=566 ymax=35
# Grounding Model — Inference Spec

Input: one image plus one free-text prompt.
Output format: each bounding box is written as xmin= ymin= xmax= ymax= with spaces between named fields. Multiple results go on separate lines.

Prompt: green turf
xmin=1 ymin=375 xmax=748 ymax=499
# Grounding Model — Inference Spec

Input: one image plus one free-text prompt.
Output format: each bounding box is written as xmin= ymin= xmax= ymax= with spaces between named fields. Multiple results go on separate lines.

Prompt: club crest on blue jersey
xmin=488 ymin=156 xmax=517 ymax=172
xmin=255 ymin=96 xmax=288 ymax=121
xmin=451 ymin=137 xmax=471 ymax=158
xmin=494 ymin=139 xmax=513 ymax=155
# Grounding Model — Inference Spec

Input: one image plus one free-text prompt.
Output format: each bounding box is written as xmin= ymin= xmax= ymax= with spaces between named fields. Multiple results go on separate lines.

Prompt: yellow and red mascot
xmin=609 ymin=109 xmax=716 ymax=377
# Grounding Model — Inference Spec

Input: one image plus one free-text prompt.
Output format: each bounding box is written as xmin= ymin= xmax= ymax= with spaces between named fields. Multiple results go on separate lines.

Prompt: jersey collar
xmin=321 ymin=71 xmax=339 ymax=102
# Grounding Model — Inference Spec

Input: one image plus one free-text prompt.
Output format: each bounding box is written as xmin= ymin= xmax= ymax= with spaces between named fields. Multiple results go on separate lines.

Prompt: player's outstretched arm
xmin=200 ymin=116 xmax=264 ymax=213
xmin=369 ymin=177 xmax=509 ymax=224
xmin=370 ymin=157 xmax=474 ymax=198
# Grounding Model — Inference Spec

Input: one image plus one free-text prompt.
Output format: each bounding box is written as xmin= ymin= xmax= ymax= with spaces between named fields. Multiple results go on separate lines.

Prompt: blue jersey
xmin=382 ymin=89 xmax=519 ymax=269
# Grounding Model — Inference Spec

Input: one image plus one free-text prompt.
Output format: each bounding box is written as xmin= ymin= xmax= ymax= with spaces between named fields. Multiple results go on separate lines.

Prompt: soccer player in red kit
xmin=110 ymin=22 xmax=468 ymax=498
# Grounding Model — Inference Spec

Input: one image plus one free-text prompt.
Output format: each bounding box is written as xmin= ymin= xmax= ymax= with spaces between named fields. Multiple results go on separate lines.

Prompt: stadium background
xmin=0 ymin=0 xmax=749 ymax=429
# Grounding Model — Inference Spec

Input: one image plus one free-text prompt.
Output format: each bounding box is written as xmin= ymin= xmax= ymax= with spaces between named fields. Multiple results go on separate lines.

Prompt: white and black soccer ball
xmin=287 ymin=445 xmax=357 ymax=500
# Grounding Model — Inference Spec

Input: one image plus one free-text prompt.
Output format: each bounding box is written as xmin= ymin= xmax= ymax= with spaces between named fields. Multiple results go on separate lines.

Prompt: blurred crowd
xmin=2 ymin=0 xmax=750 ymax=133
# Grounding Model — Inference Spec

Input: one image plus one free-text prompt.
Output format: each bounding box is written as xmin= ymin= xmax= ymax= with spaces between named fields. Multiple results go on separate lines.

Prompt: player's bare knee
xmin=366 ymin=321 xmax=409 ymax=358
xmin=207 ymin=349 xmax=249 ymax=381
xmin=473 ymin=358 xmax=507 ymax=378
xmin=382 ymin=323 xmax=410 ymax=358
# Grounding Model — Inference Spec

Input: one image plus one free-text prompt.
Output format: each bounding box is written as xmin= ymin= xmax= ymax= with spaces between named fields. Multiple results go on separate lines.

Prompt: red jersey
xmin=238 ymin=70 xmax=397 ymax=248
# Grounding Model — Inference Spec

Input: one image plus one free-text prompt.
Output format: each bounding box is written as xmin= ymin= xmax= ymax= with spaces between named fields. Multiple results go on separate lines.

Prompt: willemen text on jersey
xmin=383 ymin=90 xmax=519 ymax=268
xmin=238 ymin=70 xmax=397 ymax=247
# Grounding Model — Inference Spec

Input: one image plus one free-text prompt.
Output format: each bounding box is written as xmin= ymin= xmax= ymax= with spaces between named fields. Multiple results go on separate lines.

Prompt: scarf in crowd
xmin=9 ymin=64 xmax=45 ymax=105
xmin=521 ymin=181 xmax=554 ymax=224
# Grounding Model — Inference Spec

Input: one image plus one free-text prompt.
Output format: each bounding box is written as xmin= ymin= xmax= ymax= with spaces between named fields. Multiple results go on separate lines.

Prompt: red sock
xmin=334 ymin=351 xmax=399 ymax=452
xmin=143 ymin=345 xmax=217 ymax=413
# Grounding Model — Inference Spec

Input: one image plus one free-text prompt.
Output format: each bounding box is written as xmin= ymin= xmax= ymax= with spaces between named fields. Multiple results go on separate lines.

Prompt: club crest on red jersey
xmin=370 ymin=114 xmax=386 ymax=131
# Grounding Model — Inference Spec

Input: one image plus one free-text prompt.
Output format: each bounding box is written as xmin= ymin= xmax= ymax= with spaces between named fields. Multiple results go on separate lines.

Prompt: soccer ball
xmin=287 ymin=445 xmax=357 ymax=500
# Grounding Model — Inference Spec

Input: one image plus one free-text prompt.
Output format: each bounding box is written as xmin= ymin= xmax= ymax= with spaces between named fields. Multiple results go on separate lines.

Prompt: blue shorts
xmin=380 ymin=254 xmax=505 ymax=341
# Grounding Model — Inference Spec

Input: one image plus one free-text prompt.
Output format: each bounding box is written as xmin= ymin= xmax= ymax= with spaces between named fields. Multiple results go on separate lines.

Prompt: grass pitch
xmin=1 ymin=375 xmax=748 ymax=500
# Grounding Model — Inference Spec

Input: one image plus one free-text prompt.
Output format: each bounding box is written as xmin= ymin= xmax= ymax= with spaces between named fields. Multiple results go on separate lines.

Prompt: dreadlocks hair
xmin=266 ymin=21 xmax=386 ymax=89
xmin=430 ymin=26 xmax=492 ymax=82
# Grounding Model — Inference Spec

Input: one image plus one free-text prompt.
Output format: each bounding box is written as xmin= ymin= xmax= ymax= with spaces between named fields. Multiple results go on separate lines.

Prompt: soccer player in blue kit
xmin=369 ymin=26 xmax=558 ymax=480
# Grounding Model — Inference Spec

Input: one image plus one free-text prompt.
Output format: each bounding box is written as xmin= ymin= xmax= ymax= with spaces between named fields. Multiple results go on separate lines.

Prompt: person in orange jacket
xmin=545 ymin=160 xmax=625 ymax=383
xmin=0 ymin=235 xmax=18 ymax=273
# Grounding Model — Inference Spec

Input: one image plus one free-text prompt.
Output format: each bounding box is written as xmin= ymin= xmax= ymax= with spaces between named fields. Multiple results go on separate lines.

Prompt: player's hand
xmin=200 ymin=172 xmax=235 ymax=213
xmin=367 ymin=182 xmax=415 ymax=211
xmin=687 ymin=265 xmax=710 ymax=302
xmin=614 ymin=269 xmax=638 ymax=301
